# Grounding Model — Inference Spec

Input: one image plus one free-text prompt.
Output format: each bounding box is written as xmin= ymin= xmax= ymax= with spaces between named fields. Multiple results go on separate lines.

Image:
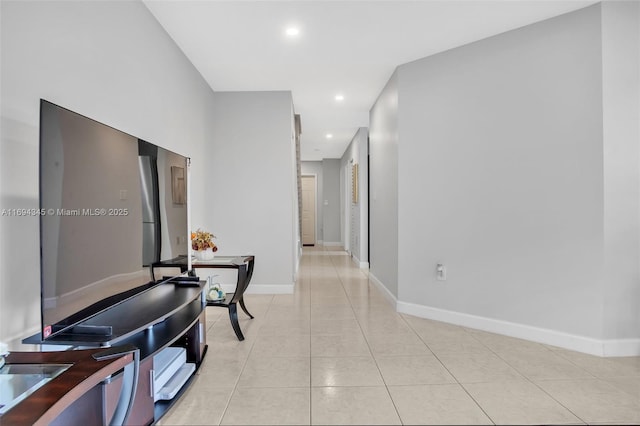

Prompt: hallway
xmin=160 ymin=246 xmax=640 ymax=425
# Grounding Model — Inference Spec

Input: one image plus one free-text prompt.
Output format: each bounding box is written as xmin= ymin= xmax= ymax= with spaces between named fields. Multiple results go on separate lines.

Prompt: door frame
xmin=342 ymin=162 xmax=351 ymax=254
xmin=301 ymin=174 xmax=318 ymax=246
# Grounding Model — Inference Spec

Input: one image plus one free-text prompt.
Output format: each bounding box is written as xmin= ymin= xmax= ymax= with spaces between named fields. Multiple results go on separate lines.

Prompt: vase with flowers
xmin=191 ymin=229 xmax=218 ymax=261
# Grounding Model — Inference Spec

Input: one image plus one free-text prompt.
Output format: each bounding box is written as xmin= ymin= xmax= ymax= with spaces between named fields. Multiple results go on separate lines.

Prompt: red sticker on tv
xmin=43 ymin=325 xmax=52 ymax=338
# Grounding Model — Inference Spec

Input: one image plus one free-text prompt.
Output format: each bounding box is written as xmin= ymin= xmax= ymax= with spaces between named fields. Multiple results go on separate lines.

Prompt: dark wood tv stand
xmin=1 ymin=348 xmax=135 ymax=426
xmin=21 ymin=282 xmax=207 ymax=425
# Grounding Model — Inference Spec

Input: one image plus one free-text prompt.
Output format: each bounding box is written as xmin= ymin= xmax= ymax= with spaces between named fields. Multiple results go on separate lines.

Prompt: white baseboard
xmin=601 ymin=338 xmax=640 ymax=357
xmin=397 ymin=301 xmax=640 ymax=357
xmin=351 ymin=255 xmax=369 ymax=269
xmin=366 ymin=273 xmax=639 ymax=357
xmin=294 ymin=251 xmax=301 ymax=282
xmin=221 ymin=283 xmax=294 ymax=295
xmin=368 ymin=273 xmax=398 ymax=309
xmin=323 ymin=242 xmax=343 ymax=247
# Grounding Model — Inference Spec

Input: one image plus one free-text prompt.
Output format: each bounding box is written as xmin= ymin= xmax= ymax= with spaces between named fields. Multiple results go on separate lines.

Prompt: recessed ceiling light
xmin=285 ymin=27 xmax=300 ymax=37
xmin=326 ymin=133 xmax=333 ymax=139
xmin=335 ymin=94 xmax=345 ymax=102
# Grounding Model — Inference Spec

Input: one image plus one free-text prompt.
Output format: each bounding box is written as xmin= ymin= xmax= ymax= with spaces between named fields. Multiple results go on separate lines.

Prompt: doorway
xmin=301 ymin=175 xmax=316 ymax=246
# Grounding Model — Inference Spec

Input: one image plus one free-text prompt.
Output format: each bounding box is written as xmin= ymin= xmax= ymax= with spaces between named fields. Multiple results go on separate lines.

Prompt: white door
xmin=301 ymin=175 xmax=316 ymax=246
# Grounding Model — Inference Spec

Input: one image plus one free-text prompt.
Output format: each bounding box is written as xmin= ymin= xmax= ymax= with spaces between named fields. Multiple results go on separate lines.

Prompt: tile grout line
xmin=216 ymin=294 xmax=273 ymax=426
xmin=402 ymin=315 xmax=497 ymax=425
xmin=477 ymin=334 xmax=592 ymax=425
xmin=307 ymin=248 xmax=317 ymax=425
xmin=326 ymin=246 xmax=405 ymax=425
xmin=404 ymin=309 xmax=588 ymax=425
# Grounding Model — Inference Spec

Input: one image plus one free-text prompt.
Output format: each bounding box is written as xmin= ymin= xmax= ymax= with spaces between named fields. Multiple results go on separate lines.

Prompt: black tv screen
xmin=39 ymin=100 xmax=190 ymax=340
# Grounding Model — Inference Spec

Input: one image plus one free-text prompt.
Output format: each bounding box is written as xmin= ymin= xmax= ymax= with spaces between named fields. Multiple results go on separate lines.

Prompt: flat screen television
xmin=39 ymin=100 xmax=190 ymax=340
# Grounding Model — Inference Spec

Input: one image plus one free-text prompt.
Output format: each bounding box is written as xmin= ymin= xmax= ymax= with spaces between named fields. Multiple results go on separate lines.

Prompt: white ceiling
xmin=144 ymin=0 xmax=595 ymax=161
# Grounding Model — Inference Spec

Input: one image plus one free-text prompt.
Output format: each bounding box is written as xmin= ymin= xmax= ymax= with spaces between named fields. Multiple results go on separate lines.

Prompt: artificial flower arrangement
xmin=207 ymin=280 xmax=225 ymax=301
xmin=191 ymin=229 xmax=218 ymax=252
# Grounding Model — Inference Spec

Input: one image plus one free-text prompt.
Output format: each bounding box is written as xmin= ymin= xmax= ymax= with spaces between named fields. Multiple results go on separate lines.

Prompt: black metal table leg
xmin=228 ymin=303 xmax=245 ymax=341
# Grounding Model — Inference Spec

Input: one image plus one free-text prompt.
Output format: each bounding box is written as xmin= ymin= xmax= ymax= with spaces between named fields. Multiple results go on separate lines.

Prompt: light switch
xmin=119 ymin=190 xmax=128 ymax=200
xmin=324 ymin=200 xmax=329 ymax=205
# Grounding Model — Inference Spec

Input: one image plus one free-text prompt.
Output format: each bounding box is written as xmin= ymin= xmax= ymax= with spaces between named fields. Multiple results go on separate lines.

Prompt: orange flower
xmin=191 ymin=228 xmax=217 ymax=251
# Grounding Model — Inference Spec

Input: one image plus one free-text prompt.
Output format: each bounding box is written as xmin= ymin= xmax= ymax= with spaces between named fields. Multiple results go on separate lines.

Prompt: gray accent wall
xmin=207 ymin=91 xmax=296 ymax=290
xmin=300 ymin=159 xmax=345 ymax=246
xmin=370 ymin=3 xmax=640 ymax=345
xmin=322 ymin=159 xmax=342 ymax=244
xmin=369 ymin=73 xmax=399 ymax=297
xmin=397 ymin=4 xmax=603 ymax=337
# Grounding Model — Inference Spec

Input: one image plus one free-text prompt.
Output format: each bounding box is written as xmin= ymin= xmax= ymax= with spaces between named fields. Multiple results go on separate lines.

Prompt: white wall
xmin=369 ymin=73 xmax=399 ymax=298
xmin=206 ymin=91 xmax=296 ymax=294
xmin=341 ymin=127 xmax=369 ymax=266
xmin=371 ymin=3 xmax=640 ymax=355
xmin=0 ymin=0 xmax=215 ymax=345
xmin=601 ymin=0 xmax=640 ymax=342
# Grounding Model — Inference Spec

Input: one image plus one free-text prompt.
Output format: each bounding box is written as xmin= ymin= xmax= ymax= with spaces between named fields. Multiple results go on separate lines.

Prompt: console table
xmin=151 ymin=255 xmax=254 ymax=281
xmin=152 ymin=256 xmax=255 ymax=340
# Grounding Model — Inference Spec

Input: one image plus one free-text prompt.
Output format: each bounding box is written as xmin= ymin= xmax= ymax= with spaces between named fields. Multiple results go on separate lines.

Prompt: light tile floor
xmin=159 ymin=245 xmax=640 ymax=425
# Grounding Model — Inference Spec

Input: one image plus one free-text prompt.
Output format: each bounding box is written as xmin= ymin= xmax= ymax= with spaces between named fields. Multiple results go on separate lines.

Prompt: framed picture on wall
xmin=352 ymin=163 xmax=358 ymax=204
xmin=171 ymin=166 xmax=186 ymax=204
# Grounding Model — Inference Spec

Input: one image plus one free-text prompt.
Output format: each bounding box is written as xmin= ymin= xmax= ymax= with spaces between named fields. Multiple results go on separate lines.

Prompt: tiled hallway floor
xmin=159 ymin=246 xmax=640 ymax=425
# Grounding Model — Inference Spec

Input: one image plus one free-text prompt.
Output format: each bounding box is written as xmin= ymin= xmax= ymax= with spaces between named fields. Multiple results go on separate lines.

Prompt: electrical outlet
xmin=436 ymin=264 xmax=447 ymax=281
